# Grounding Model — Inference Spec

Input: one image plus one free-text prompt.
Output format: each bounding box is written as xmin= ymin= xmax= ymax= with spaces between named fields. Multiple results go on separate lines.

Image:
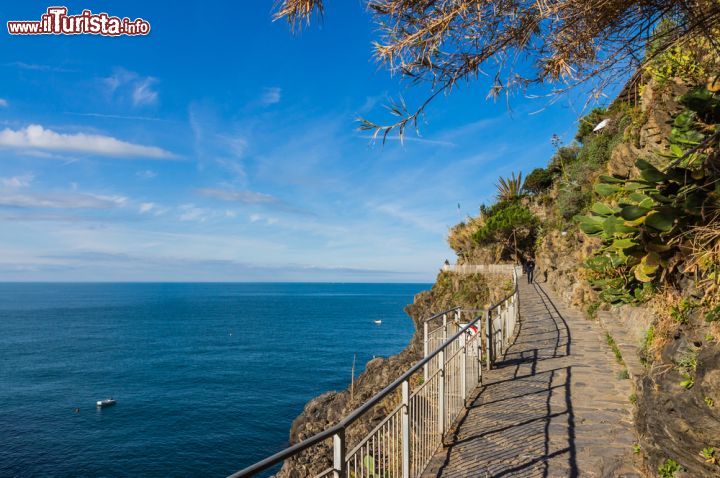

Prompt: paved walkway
xmin=421 ymin=280 xmax=640 ymax=478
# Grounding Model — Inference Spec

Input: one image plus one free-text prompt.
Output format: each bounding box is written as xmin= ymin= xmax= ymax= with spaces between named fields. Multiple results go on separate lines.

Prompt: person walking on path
xmin=526 ymin=258 xmax=535 ymax=283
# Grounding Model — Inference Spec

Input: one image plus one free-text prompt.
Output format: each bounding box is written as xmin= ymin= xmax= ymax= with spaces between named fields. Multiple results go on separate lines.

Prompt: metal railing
xmin=229 ymin=267 xmax=521 ymax=478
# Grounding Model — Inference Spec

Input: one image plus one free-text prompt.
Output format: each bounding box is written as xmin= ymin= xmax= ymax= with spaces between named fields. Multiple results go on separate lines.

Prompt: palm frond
xmin=495 ymin=172 xmax=524 ymax=201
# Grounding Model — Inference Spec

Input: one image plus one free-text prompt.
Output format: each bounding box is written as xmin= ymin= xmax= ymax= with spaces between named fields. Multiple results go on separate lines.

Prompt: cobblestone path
xmin=421 ymin=280 xmax=641 ymax=478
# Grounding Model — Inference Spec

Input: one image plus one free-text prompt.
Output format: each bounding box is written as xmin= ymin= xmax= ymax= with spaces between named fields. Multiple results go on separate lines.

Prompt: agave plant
xmin=576 ymin=86 xmax=719 ymax=304
xmin=495 ymin=172 xmax=524 ymax=201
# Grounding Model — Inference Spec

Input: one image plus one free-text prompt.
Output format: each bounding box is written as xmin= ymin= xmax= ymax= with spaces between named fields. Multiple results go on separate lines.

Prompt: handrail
xmin=229 ymin=313 xmax=487 ymax=478
xmin=229 ymin=265 xmax=521 ymax=478
xmin=489 ymin=283 xmax=519 ymax=312
xmin=422 ymin=305 xmax=461 ymax=323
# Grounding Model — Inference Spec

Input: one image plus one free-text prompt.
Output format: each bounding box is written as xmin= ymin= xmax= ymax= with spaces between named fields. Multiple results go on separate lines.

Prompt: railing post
xmin=499 ymin=303 xmax=505 ymax=354
xmin=477 ymin=318 xmax=483 ymax=384
xmin=401 ymin=380 xmax=410 ymax=478
xmin=460 ymin=327 xmax=467 ymax=403
xmin=442 ymin=313 xmax=447 ymax=341
xmin=332 ymin=429 xmax=346 ymax=478
xmin=423 ymin=321 xmax=428 ymax=382
xmin=438 ymin=349 xmax=445 ymax=436
xmin=485 ymin=309 xmax=492 ymax=371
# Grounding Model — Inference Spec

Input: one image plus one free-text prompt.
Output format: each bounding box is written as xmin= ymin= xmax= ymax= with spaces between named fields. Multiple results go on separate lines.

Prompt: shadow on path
xmin=421 ymin=281 xmax=578 ymax=478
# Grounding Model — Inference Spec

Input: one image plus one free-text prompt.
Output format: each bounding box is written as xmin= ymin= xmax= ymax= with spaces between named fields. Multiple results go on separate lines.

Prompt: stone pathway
xmin=421 ymin=280 xmax=641 ymax=478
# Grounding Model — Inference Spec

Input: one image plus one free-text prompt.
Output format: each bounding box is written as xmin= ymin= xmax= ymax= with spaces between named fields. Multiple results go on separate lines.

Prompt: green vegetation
xmin=629 ymin=392 xmax=638 ymax=405
xmin=700 ymin=447 xmax=718 ymax=465
xmin=523 ymin=168 xmax=554 ymax=195
xmin=605 ymin=332 xmax=625 ymax=365
xmin=632 ymin=443 xmax=642 ymax=454
xmin=552 ymin=109 xmax=630 ymax=223
xmin=361 ymin=455 xmax=380 ymax=478
xmin=558 ymin=181 xmax=592 ymax=222
xmin=658 ymin=458 xmax=682 ymax=478
xmin=671 ymin=299 xmax=697 ymax=325
xmin=575 ymin=108 xmax=608 ymax=142
xmin=646 ymin=21 xmax=711 ymax=85
xmin=640 ymin=327 xmax=655 ymax=366
xmin=677 ymin=349 xmax=698 ymax=390
xmin=618 ymin=369 xmax=630 ymax=380
xmin=474 ymin=201 xmax=538 ymax=261
xmin=585 ymin=301 xmax=600 ymax=320
xmin=706 ymin=305 xmax=720 ymax=323
xmin=433 ymin=271 xmax=490 ymax=311
xmin=677 ymin=350 xmax=698 ymax=371
xmin=705 ymin=396 xmax=715 ymax=407
xmin=475 ymin=203 xmax=535 ymax=243
xmin=547 ymin=145 xmax=581 ymax=179
xmin=576 ymin=86 xmax=720 ymax=305
xmin=495 ymin=172 xmax=524 ymax=201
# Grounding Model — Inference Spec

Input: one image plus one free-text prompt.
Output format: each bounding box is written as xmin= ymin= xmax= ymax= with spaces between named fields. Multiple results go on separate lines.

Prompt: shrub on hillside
xmin=557 ymin=182 xmax=591 ymax=221
xmin=432 ymin=271 xmax=489 ymax=310
xmin=576 ymin=108 xmax=608 ymax=143
xmin=523 ymin=168 xmax=554 ymax=195
xmin=474 ymin=203 xmax=538 ymax=262
xmin=548 ymin=145 xmax=581 ymax=176
xmin=480 ymin=199 xmax=517 ymax=219
xmin=576 ymin=130 xmax=617 ymax=167
xmin=474 ymin=203 xmax=536 ymax=244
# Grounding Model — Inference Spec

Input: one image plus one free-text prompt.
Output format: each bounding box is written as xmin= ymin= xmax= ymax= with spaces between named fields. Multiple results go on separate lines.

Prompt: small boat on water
xmin=96 ymin=398 xmax=116 ymax=408
xmin=373 ymin=319 xmax=382 ymax=325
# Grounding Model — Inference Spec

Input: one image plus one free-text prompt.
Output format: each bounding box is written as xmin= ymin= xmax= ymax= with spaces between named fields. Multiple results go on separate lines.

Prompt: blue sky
xmin=0 ymin=1 xmax=604 ymax=282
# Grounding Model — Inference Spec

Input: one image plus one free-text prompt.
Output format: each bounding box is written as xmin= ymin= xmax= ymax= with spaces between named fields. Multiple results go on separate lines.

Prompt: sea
xmin=0 ymin=282 xmax=429 ymax=477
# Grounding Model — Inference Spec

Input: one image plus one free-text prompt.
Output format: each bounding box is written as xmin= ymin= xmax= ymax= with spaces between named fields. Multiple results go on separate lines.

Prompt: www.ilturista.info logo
xmin=7 ymin=7 xmax=151 ymax=36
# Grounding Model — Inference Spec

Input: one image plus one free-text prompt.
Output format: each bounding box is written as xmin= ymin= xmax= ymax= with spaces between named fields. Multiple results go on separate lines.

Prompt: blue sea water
xmin=0 ymin=282 xmax=428 ymax=478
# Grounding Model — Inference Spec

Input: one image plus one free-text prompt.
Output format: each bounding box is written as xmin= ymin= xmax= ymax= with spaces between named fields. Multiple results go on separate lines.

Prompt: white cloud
xmin=138 ymin=201 xmax=168 ymax=216
xmin=362 ymin=134 xmax=456 ymax=147
xmin=219 ymin=135 xmax=248 ymax=158
xmin=8 ymin=62 xmax=75 ymax=73
xmin=374 ymin=203 xmax=446 ymax=234
xmin=139 ymin=202 xmax=155 ymax=214
xmin=188 ymin=104 xmax=249 ymax=182
xmin=0 ymin=192 xmax=125 ymax=209
xmin=132 ymin=77 xmax=159 ymax=106
xmin=260 ymin=87 xmax=281 ymax=106
xmin=102 ymin=68 xmax=159 ymax=107
xmin=136 ymin=170 xmax=157 ymax=179
xmin=178 ymin=204 xmax=209 ymax=222
xmin=94 ymin=194 xmax=128 ymax=206
xmin=248 ymin=213 xmax=279 ymax=226
xmin=103 ymin=68 xmax=133 ymax=94
xmin=0 ymin=124 xmax=175 ymax=159
xmin=0 ymin=98 xmax=7 ymax=107
xmin=0 ymin=173 xmax=34 ymax=188
xmin=214 ymin=158 xmax=246 ymax=181
xmin=197 ymin=188 xmax=279 ymax=205
xmin=67 ymin=112 xmax=170 ymax=122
